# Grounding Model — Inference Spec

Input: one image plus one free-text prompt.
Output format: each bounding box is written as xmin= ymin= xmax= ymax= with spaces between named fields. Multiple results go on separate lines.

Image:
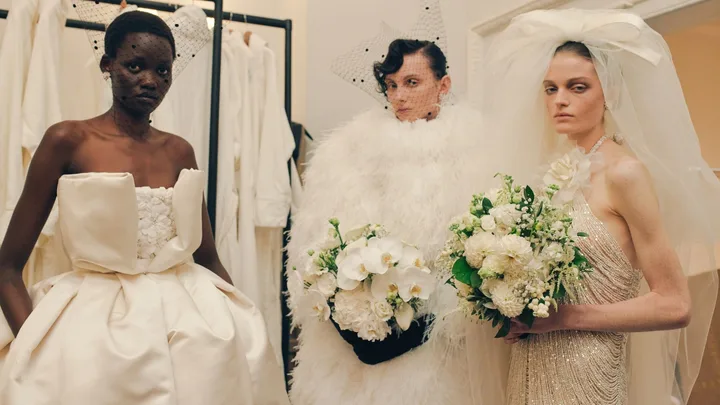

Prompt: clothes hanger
xmin=243 ymin=14 xmax=252 ymax=45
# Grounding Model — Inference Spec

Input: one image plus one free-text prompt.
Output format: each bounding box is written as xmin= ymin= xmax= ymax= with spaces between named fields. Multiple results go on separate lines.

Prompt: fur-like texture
xmin=287 ymin=104 xmax=506 ymax=405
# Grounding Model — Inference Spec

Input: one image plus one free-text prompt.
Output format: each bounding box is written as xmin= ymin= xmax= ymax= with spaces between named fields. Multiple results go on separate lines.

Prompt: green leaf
xmin=495 ymin=317 xmax=512 ymax=338
xmin=518 ymin=308 xmax=535 ymax=328
xmin=555 ymin=283 xmax=567 ymax=300
xmin=576 ymin=231 xmax=589 ymax=237
xmin=470 ymin=272 xmax=483 ymax=288
xmin=482 ymin=197 xmax=493 ymax=213
xmin=523 ymin=186 xmax=535 ymax=204
xmin=492 ymin=314 xmax=501 ymax=328
xmin=452 ymin=257 xmax=475 ymax=286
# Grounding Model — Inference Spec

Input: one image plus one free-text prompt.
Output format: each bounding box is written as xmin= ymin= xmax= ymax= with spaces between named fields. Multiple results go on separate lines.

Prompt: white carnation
xmin=500 ymin=234 xmax=533 ymax=267
xmin=490 ymin=282 xmax=525 ymax=318
xmin=482 ymin=254 xmax=511 ymax=275
xmin=332 ymin=290 xmax=372 ymax=331
xmin=464 ymin=232 xmax=498 ymax=269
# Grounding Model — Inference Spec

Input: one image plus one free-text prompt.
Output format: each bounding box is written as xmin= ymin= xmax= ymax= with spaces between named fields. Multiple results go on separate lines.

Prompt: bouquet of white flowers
xmin=293 ymin=218 xmax=436 ymax=341
xmin=439 ymin=153 xmax=592 ymax=337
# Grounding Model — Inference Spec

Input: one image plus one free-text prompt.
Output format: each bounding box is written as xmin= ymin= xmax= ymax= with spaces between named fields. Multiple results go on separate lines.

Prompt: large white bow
xmin=507 ymin=9 xmax=662 ymax=66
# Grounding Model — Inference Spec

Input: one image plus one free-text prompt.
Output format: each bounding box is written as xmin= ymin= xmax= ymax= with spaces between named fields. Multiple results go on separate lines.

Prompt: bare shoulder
xmin=605 ymin=154 xmax=652 ymax=192
xmin=42 ymin=120 xmax=87 ymax=150
xmin=156 ymin=130 xmax=197 ymax=169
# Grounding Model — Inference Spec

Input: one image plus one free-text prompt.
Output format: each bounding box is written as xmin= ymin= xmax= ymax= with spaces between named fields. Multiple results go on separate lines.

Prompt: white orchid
xmin=394 ymin=302 xmax=415 ymax=331
xmin=316 ymin=273 xmax=337 ymax=297
xmin=397 ymin=266 xmax=436 ymax=302
xmin=367 ymin=236 xmax=404 ymax=269
xmin=398 ymin=245 xmax=425 ymax=269
xmin=336 ymin=244 xmax=389 ymax=290
xmin=298 ymin=290 xmax=331 ymax=322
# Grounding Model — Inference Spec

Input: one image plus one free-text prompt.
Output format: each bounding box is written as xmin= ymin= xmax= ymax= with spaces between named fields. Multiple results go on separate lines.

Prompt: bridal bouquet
xmin=293 ymin=218 xmax=436 ymax=342
xmin=439 ymin=151 xmax=592 ymax=337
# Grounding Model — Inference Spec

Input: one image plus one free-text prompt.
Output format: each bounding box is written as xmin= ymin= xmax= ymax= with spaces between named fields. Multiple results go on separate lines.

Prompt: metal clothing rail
xmin=1 ymin=0 xmax=295 ymax=386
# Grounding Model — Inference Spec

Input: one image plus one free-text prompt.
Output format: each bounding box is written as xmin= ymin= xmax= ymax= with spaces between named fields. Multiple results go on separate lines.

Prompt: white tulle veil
xmin=482 ymin=8 xmax=719 ymax=404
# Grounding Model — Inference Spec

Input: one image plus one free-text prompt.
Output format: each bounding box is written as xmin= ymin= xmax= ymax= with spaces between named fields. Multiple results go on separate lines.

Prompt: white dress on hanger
xmin=0 ymin=0 xmax=38 ymax=244
xmin=214 ymin=30 xmax=242 ymax=291
xmin=17 ymin=0 xmax=71 ymax=287
xmin=0 ymin=170 xmax=290 ymax=405
xmin=247 ymin=34 xmax=296 ymax=359
xmin=230 ymin=33 xmax=265 ymax=349
xmin=21 ymin=0 xmax=66 ymax=157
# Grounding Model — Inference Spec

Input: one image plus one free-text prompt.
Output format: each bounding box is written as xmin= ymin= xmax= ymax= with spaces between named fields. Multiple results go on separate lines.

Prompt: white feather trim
xmin=287 ymin=104 xmax=506 ymax=405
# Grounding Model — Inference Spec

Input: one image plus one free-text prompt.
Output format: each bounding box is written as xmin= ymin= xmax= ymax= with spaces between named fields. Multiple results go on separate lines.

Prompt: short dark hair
xmin=555 ymin=41 xmax=592 ymax=60
xmin=104 ymin=11 xmax=176 ymax=59
xmin=373 ymin=39 xmax=448 ymax=96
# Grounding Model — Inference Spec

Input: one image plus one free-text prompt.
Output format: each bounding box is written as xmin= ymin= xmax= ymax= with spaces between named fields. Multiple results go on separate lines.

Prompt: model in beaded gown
xmin=506 ymin=189 xmax=643 ymax=405
xmin=488 ymin=10 xmax=719 ymax=405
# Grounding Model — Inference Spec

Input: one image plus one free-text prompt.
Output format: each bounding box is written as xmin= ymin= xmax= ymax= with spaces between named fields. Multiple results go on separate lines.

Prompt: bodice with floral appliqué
xmin=135 ymin=187 xmax=177 ymax=264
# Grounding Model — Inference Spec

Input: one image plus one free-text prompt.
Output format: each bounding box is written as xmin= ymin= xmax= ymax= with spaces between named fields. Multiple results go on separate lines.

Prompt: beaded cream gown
xmin=0 ymin=169 xmax=289 ymax=405
xmin=507 ymin=193 xmax=643 ymax=405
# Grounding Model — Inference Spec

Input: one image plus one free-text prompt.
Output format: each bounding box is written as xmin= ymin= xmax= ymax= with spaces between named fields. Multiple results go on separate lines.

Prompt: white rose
xmin=542 ymin=242 xmax=564 ymax=262
xmin=490 ymin=204 xmax=522 ymax=227
xmin=544 ymin=150 xmax=592 ymax=206
xmin=357 ymin=319 xmax=392 ymax=341
xmin=316 ymin=273 xmax=338 ymax=297
xmin=371 ymin=300 xmax=394 ymax=321
xmin=481 ymin=215 xmax=497 ymax=232
xmin=464 ymin=232 xmax=498 ymax=269
xmin=543 ymin=154 xmax=577 ymax=189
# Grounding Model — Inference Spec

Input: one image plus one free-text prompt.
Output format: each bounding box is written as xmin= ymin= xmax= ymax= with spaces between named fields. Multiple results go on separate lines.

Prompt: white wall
xmin=305 ymin=0 xmax=469 ymax=135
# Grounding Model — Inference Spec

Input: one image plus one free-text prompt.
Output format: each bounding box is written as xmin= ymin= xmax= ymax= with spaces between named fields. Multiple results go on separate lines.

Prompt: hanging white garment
xmin=21 ymin=0 xmax=67 ymax=157
xmin=247 ymin=35 xmax=295 ymax=360
xmin=17 ymin=0 xmax=72 ymax=287
xmin=231 ymin=34 xmax=265 ymax=348
xmin=214 ymin=31 xmax=242 ymax=283
xmin=253 ymin=38 xmax=295 ymax=228
xmin=152 ymin=5 xmax=211 ymax=175
xmin=0 ymin=0 xmax=38 ymax=245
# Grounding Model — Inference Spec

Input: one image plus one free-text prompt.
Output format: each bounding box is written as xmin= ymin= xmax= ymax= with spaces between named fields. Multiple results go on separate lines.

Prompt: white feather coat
xmin=286 ymin=104 xmax=508 ymax=405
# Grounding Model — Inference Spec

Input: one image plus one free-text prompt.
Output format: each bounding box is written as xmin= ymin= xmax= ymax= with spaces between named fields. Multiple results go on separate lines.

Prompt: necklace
xmin=588 ymin=135 xmax=609 ymax=155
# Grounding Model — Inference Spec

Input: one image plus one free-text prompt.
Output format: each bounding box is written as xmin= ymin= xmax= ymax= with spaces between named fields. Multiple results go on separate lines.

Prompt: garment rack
xmin=0 ymin=0 xmax=295 ymax=387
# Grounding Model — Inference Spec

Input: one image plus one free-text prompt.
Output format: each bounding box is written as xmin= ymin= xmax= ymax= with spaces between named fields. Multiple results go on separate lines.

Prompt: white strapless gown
xmin=0 ymin=169 xmax=290 ymax=405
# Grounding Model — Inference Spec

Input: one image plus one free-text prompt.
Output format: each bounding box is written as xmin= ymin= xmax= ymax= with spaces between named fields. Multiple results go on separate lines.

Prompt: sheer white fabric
xmin=482 ymin=9 xmax=720 ymax=404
